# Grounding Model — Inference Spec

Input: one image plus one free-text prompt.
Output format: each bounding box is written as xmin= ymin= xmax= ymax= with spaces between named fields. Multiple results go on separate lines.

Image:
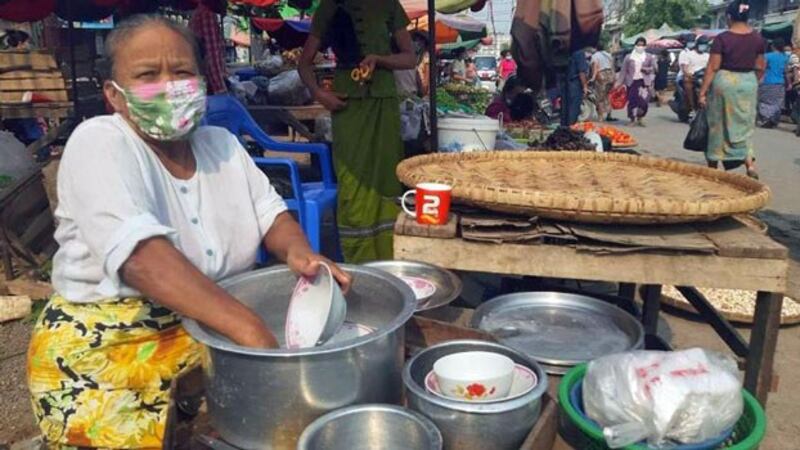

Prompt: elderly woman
xmin=26 ymin=15 xmax=350 ymax=448
xmin=619 ymin=37 xmax=656 ymax=126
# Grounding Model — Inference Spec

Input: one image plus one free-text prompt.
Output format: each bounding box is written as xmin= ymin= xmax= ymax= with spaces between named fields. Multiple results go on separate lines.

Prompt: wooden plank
xmin=0 ymin=70 xmax=63 ymax=80
xmin=519 ymin=393 xmax=558 ymax=450
xmin=0 ymin=103 xmax=72 ymax=119
xmin=405 ymin=315 xmax=495 ymax=350
xmin=19 ymin=209 xmax=54 ymax=249
xmin=1 ymin=179 xmax=48 ymax=230
xmin=394 ymin=213 xmax=458 ymax=239
xmin=676 ymin=286 xmax=749 ymax=357
xmin=394 ymin=235 xmax=789 ymax=293
xmin=0 ymin=77 xmax=66 ymax=90
xmin=0 ymin=90 xmax=69 ymax=102
xmin=0 ymin=51 xmax=58 ymax=70
xmin=695 ymin=218 xmax=788 ymax=259
xmin=744 ymin=292 xmax=783 ymax=406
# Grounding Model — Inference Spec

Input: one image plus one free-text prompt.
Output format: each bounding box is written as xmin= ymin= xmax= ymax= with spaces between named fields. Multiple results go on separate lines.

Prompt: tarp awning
xmin=621 ymin=23 xmax=674 ymax=46
xmin=761 ymin=21 xmax=793 ymax=38
xmin=411 ymin=13 xmax=487 ymax=43
xmin=400 ymin=0 xmax=486 ymax=17
xmin=252 ymin=17 xmax=311 ymax=48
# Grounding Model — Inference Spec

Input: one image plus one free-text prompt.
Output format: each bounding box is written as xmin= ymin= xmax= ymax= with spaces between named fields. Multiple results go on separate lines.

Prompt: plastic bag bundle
xmin=583 ymin=348 xmax=743 ymax=448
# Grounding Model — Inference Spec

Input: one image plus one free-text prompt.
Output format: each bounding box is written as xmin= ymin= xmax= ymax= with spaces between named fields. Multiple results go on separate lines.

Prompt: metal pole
xmin=427 ymin=0 xmax=437 ymax=151
xmin=67 ymin=14 xmax=79 ymax=116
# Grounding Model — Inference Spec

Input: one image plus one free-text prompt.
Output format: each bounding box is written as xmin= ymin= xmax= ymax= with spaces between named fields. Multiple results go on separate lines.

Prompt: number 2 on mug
xmin=401 ymin=183 xmax=452 ymax=226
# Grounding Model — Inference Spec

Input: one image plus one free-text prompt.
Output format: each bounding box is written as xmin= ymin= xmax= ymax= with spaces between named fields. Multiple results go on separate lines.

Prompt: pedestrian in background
xmin=758 ymin=38 xmax=789 ymax=128
xmin=680 ymin=36 xmax=710 ymax=117
xmin=699 ymin=0 xmax=765 ymax=179
xmin=499 ymin=49 xmax=517 ymax=80
xmin=655 ymin=49 xmax=671 ymax=106
xmin=561 ymin=47 xmax=592 ymax=126
xmin=590 ymin=43 xmax=615 ymax=121
xmin=618 ymin=38 xmax=655 ymax=126
xmin=786 ymin=52 xmax=800 ymax=136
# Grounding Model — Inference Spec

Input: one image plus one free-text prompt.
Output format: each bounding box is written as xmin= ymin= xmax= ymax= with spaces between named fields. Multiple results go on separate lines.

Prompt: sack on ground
xmin=683 ymin=109 xmax=708 ymax=152
xmin=583 ymin=348 xmax=743 ymax=448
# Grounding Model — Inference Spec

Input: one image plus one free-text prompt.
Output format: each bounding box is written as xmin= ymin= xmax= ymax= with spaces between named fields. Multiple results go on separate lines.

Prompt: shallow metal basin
xmin=297 ymin=404 xmax=443 ymax=450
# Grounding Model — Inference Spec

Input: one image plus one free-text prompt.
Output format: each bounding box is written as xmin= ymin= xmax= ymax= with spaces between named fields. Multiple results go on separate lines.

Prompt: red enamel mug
xmin=401 ymin=183 xmax=452 ymax=225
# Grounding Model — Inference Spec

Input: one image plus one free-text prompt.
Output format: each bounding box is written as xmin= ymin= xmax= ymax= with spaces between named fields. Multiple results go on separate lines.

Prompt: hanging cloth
xmin=510 ymin=0 xmax=603 ymax=90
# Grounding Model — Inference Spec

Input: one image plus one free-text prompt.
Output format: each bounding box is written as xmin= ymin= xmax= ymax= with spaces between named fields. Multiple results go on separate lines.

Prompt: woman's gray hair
xmin=104 ymin=14 xmax=203 ymax=78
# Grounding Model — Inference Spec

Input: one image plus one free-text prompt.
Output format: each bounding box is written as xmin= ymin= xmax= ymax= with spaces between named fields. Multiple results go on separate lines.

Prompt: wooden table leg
xmin=640 ymin=284 xmax=662 ymax=335
xmin=618 ymin=283 xmax=637 ymax=300
xmin=744 ymin=291 xmax=783 ymax=406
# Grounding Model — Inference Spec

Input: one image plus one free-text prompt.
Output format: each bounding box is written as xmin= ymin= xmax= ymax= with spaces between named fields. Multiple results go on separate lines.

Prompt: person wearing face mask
xmin=618 ymin=38 xmax=656 ymax=126
xmin=26 ymin=15 xmax=351 ymax=449
xmin=681 ymin=36 xmax=710 ymax=117
xmin=698 ymin=0 xmax=765 ymax=178
xmin=758 ymin=38 xmax=790 ymax=128
xmin=499 ymin=49 xmax=518 ymax=82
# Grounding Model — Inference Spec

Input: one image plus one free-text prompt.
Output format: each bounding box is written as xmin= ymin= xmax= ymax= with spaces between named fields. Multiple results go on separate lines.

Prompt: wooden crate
xmin=0 ymin=166 xmax=57 ymax=279
xmin=0 ymin=50 xmax=72 ymax=119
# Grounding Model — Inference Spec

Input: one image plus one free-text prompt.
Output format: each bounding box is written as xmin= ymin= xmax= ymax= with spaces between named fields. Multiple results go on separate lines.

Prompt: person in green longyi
xmin=298 ymin=0 xmax=416 ymax=263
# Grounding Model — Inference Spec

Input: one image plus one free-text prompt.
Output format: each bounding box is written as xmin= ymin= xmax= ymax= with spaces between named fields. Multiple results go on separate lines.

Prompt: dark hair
xmin=502 ymin=74 xmax=522 ymax=97
xmin=726 ymin=0 xmax=750 ymax=22
xmin=635 ymin=37 xmax=647 ymax=47
xmin=105 ymin=14 xmax=201 ymax=79
xmin=509 ymin=92 xmax=534 ymax=121
xmin=773 ymin=38 xmax=786 ymax=50
xmin=500 ymin=49 xmax=509 ymax=57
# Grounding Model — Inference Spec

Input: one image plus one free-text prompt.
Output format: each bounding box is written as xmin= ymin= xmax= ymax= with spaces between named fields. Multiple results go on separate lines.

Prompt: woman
xmin=590 ymin=44 xmax=615 ymax=121
xmin=654 ymin=49 xmax=671 ymax=106
xmin=619 ymin=38 xmax=656 ymax=126
xmin=757 ymin=39 xmax=789 ymax=128
xmin=485 ymin=74 xmax=530 ymax=121
xmin=27 ymin=16 xmax=350 ymax=448
xmin=298 ymin=0 xmax=416 ymax=262
xmin=465 ymin=57 xmax=479 ymax=85
xmin=699 ymin=0 xmax=765 ymax=178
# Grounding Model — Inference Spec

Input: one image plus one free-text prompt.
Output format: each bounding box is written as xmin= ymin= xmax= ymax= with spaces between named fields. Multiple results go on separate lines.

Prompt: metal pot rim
xmin=296 ymin=403 xmax=443 ymax=450
xmin=402 ymin=339 xmax=549 ymax=413
xmin=183 ymin=264 xmax=417 ymax=357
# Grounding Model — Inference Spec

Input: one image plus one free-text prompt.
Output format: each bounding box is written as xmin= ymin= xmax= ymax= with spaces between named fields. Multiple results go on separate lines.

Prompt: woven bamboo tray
xmin=396 ymin=151 xmax=771 ymax=224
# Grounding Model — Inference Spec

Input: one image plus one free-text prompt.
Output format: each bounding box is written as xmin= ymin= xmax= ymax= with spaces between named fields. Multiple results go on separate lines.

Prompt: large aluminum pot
xmin=297 ymin=404 xmax=443 ymax=450
xmin=403 ymin=340 xmax=548 ymax=450
xmin=183 ymin=265 xmax=416 ymax=450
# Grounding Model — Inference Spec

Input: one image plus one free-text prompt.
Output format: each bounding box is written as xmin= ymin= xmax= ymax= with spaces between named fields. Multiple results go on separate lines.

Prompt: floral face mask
xmin=112 ymin=78 xmax=207 ymax=141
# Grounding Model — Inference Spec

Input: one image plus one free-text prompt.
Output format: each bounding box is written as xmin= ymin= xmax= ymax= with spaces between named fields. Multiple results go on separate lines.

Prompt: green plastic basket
xmin=558 ymin=364 xmax=767 ymax=450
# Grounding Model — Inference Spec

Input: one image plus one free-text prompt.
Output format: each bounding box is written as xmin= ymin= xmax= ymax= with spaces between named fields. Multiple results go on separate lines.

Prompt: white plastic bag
xmin=267 ymin=70 xmax=311 ymax=106
xmin=583 ymin=348 xmax=743 ymax=448
xmin=0 ymin=130 xmax=34 ymax=179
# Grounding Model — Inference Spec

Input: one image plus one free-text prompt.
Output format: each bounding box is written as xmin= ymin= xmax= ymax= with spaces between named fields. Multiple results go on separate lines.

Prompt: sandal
xmin=746 ymin=168 xmax=760 ymax=180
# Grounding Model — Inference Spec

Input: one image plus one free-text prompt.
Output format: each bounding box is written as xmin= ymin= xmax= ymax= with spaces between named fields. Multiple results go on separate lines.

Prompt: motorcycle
xmin=669 ymin=69 xmax=705 ymax=123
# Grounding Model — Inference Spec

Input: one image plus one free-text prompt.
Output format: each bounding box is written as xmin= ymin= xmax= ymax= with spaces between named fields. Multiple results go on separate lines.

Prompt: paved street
xmin=615 ymin=106 xmax=800 ymax=298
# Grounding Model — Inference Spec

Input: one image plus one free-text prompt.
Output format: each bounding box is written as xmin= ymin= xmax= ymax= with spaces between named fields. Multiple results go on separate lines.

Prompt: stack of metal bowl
xmin=403 ymin=340 xmax=549 ymax=450
xmin=183 ymin=265 xmax=417 ymax=450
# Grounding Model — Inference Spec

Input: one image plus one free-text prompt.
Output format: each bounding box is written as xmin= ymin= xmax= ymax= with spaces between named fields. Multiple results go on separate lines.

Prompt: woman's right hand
xmin=315 ymin=90 xmax=347 ymax=111
xmin=233 ymin=315 xmax=279 ymax=349
xmin=698 ymin=92 xmax=708 ymax=109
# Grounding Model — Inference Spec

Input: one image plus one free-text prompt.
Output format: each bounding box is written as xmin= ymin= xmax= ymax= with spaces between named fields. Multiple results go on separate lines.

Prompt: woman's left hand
xmin=287 ymin=247 xmax=353 ymax=293
xmin=360 ymin=55 xmax=382 ymax=73
xmin=698 ymin=92 xmax=708 ymax=109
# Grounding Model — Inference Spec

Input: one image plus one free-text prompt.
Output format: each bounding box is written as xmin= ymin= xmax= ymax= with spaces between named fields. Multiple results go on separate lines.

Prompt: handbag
xmin=609 ymin=85 xmax=627 ymax=110
xmin=683 ymin=108 xmax=709 ymax=152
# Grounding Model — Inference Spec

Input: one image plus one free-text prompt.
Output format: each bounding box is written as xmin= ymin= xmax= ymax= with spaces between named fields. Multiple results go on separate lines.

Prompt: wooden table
xmin=395 ymin=219 xmax=789 ymax=406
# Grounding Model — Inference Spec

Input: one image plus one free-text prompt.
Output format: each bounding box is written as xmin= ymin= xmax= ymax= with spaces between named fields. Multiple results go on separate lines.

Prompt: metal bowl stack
xmin=403 ymin=340 xmax=549 ymax=450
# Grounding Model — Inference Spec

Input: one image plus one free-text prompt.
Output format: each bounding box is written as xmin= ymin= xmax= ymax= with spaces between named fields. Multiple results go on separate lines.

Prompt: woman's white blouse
xmin=52 ymin=114 xmax=287 ymax=302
